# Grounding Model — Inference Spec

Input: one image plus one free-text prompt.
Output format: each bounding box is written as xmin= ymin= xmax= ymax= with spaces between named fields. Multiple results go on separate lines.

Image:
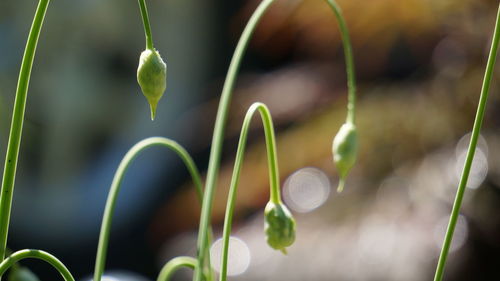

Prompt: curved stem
xmin=194 ymin=1 xmax=356 ymax=280
xmin=0 ymin=249 xmax=74 ymax=281
xmin=138 ymin=0 xmax=154 ymax=50
xmin=325 ymin=0 xmax=356 ymax=124
xmin=0 ymin=0 xmax=50 ymax=264
xmin=156 ymin=256 xmax=197 ymax=281
xmin=93 ymin=137 xmax=204 ymax=281
xmin=219 ymin=102 xmax=280 ymax=281
xmin=434 ymin=4 xmax=500 ymax=281
xmin=193 ymin=1 xmax=277 ymax=280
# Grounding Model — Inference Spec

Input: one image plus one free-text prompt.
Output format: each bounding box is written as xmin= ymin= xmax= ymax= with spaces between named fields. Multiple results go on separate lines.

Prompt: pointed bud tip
xmin=150 ymin=108 xmax=156 ymax=121
xmin=337 ymin=178 xmax=345 ymax=193
xmin=149 ymin=100 xmax=158 ymax=121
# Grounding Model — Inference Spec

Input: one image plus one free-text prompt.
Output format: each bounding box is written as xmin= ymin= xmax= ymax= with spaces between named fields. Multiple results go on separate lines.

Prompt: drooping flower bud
xmin=137 ymin=48 xmax=167 ymax=120
xmin=8 ymin=267 xmax=40 ymax=281
xmin=332 ymin=122 xmax=358 ymax=192
xmin=264 ymin=201 xmax=296 ymax=254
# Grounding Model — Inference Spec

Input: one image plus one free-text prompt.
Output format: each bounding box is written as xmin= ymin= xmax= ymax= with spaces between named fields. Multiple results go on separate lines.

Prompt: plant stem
xmin=219 ymin=102 xmax=280 ymax=281
xmin=0 ymin=0 xmax=50 ymax=265
xmin=193 ymin=0 xmax=277 ymax=280
xmin=194 ymin=1 xmax=356 ymax=279
xmin=138 ymin=0 xmax=154 ymax=50
xmin=433 ymin=4 xmax=500 ymax=281
xmin=0 ymin=249 xmax=74 ymax=281
xmin=93 ymin=137 xmax=205 ymax=281
xmin=325 ymin=0 xmax=356 ymax=124
xmin=157 ymin=256 xmax=197 ymax=281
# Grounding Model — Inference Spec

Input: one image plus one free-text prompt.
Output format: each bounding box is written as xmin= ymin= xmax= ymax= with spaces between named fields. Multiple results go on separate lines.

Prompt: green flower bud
xmin=137 ymin=48 xmax=167 ymax=120
xmin=332 ymin=122 xmax=358 ymax=192
xmin=264 ymin=201 xmax=296 ymax=254
xmin=8 ymin=267 xmax=40 ymax=281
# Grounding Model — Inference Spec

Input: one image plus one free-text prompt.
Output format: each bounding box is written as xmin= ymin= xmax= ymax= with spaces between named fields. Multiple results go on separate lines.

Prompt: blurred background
xmin=1 ymin=0 xmax=500 ymax=280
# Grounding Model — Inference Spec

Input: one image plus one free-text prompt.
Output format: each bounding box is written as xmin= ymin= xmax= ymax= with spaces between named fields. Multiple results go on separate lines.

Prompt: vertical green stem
xmin=434 ymin=4 xmax=500 ymax=281
xmin=219 ymin=103 xmax=280 ymax=281
xmin=193 ymin=0 xmax=276 ymax=280
xmin=93 ymin=137 xmax=205 ymax=281
xmin=325 ymin=0 xmax=356 ymax=124
xmin=0 ymin=249 xmax=74 ymax=281
xmin=138 ymin=0 xmax=154 ymax=50
xmin=0 ymin=0 xmax=50 ymax=265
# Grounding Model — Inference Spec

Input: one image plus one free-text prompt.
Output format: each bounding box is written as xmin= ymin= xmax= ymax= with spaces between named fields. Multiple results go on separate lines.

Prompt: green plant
xmin=433 ymin=4 xmax=500 ymax=281
xmin=137 ymin=48 xmax=167 ymax=120
xmin=136 ymin=0 xmax=168 ymax=121
xmin=332 ymin=122 xmax=358 ymax=192
xmin=264 ymin=201 xmax=296 ymax=254
xmin=0 ymin=1 xmax=357 ymax=281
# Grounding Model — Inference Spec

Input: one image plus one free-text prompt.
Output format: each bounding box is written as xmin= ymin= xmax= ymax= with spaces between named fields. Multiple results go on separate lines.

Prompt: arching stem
xmin=434 ymin=3 xmax=500 ymax=281
xmin=193 ymin=0 xmax=277 ymax=280
xmin=194 ymin=1 xmax=356 ymax=280
xmin=219 ymin=103 xmax=280 ymax=281
xmin=93 ymin=137 xmax=207 ymax=281
xmin=0 ymin=249 xmax=74 ymax=281
xmin=156 ymin=256 xmax=197 ymax=281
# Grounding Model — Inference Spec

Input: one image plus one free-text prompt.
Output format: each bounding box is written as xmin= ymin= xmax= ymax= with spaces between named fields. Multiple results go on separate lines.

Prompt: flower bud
xmin=8 ymin=267 xmax=40 ymax=281
xmin=332 ymin=122 xmax=358 ymax=192
xmin=137 ymin=48 xmax=167 ymax=120
xmin=264 ymin=201 xmax=296 ymax=254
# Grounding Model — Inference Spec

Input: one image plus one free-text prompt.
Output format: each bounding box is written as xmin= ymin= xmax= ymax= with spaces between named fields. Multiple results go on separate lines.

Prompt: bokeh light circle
xmin=210 ymin=236 xmax=251 ymax=276
xmin=283 ymin=167 xmax=331 ymax=213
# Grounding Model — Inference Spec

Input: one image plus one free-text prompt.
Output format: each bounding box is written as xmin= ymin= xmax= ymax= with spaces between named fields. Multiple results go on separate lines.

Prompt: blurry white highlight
xmin=455 ymin=150 xmax=488 ymax=190
xmin=283 ymin=167 xmax=331 ymax=213
xmin=210 ymin=236 xmax=251 ymax=276
xmin=434 ymin=214 xmax=469 ymax=253
xmin=454 ymin=133 xmax=488 ymax=189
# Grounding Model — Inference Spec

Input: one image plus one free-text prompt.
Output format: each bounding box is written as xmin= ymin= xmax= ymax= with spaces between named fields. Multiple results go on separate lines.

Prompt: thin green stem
xmin=194 ymin=1 xmax=356 ymax=280
xmin=434 ymin=4 xmax=500 ymax=281
xmin=325 ymin=0 xmax=356 ymax=124
xmin=0 ymin=0 xmax=50 ymax=264
xmin=193 ymin=0 xmax=277 ymax=280
xmin=93 ymin=137 xmax=204 ymax=281
xmin=0 ymin=249 xmax=74 ymax=281
xmin=157 ymin=256 xmax=197 ymax=281
xmin=219 ymin=102 xmax=280 ymax=281
xmin=138 ymin=0 xmax=154 ymax=50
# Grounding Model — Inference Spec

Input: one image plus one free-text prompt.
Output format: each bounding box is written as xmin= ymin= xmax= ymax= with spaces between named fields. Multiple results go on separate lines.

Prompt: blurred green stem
xmin=219 ymin=103 xmax=280 ymax=281
xmin=93 ymin=137 xmax=209 ymax=281
xmin=138 ymin=0 xmax=154 ymax=50
xmin=0 ymin=249 xmax=74 ymax=281
xmin=157 ymin=256 xmax=197 ymax=281
xmin=434 ymin=4 xmax=500 ymax=281
xmin=325 ymin=0 xmax=356 ymax=124
xmin=0 ymin=0 xmax=50 ymax=266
